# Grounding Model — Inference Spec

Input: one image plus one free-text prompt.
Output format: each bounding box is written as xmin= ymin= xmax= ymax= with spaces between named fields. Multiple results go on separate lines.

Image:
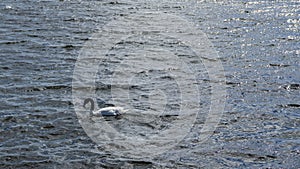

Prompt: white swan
xmin=83 ymin=98 xmax=127 ymax=116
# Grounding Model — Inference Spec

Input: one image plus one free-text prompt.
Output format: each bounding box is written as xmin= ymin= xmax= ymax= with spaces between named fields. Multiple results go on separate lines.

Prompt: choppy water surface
xmin=0 ymin=0 xmax=299 ymax=168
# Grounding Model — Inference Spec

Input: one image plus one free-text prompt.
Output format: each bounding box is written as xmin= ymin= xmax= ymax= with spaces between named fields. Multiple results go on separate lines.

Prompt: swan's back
xmin=92 ymin=107 xmax=126 ymax=116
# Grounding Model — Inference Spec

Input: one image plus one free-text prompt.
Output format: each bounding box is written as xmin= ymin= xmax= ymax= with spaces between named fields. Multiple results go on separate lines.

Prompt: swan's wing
xmin=99 ymin=107 xmax=118 ymax=111
xmin=101 ymin=110 xmax=118 ymax=116
xmin=92 ymin=110 xmax=118 ymax=116
xmin=92 ymin=107 xmax=127 ymax=116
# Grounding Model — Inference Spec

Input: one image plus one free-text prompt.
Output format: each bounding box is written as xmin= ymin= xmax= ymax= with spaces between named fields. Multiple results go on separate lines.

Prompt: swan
xmin=83 ymin=98 xmax=127 ymax=116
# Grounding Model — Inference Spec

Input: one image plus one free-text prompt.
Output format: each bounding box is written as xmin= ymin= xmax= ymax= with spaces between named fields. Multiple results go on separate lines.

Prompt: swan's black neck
xmin=83 ymin=98 xmax=94 ymax=114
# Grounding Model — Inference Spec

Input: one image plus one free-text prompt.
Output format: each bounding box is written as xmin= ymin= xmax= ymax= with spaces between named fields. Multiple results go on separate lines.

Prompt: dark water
xmin=0 ymin=0 xmax=299 ymax=168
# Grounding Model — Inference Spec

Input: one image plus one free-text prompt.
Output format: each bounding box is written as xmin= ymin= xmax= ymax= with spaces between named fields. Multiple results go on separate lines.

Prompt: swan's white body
xmin=92 ymin=106 xmax=127 ymax=116
xmin=83 ymin=98 xmax=127 ymax=117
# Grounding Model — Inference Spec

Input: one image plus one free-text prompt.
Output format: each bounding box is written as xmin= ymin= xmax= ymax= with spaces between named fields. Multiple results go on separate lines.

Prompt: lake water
xmin=0 ymin=0 xmax=299 ymax=168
